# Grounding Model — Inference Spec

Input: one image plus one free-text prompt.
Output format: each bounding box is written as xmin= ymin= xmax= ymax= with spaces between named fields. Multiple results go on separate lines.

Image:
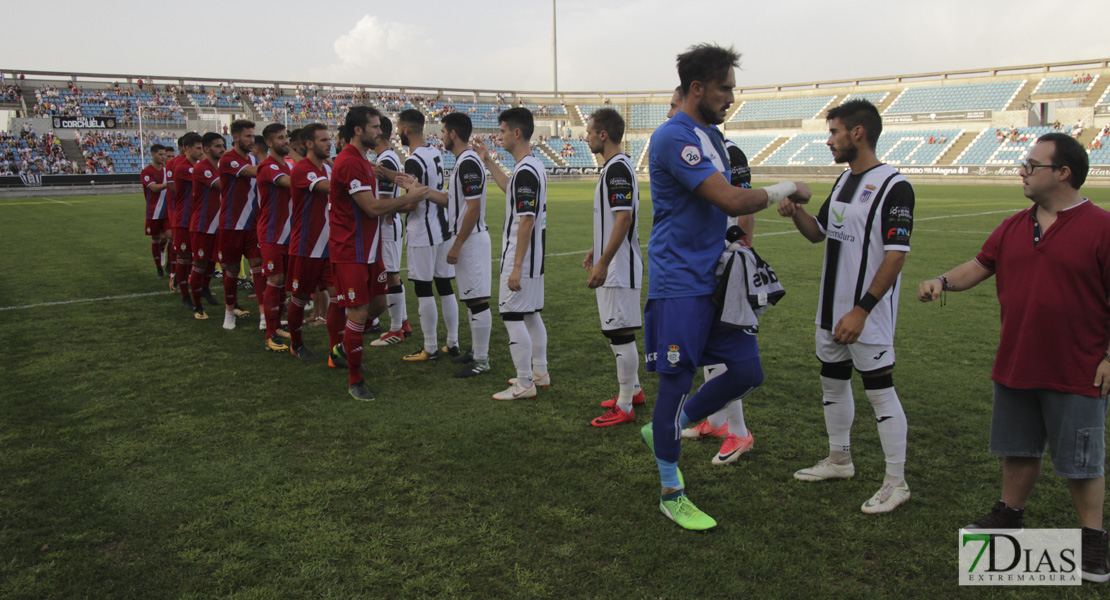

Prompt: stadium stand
xmin=75 ymin=131 xmax=179 ymax=173
xmin=1032 ymin=75 xmax=1099 ymax=96
xmin=628 ymin=138 xmax=648 ymax=166
xmin=760 ymin=133 xmax=831 ymax=166
xmin=1098 ymin=86 xmax=1110 ymax=106
xmin=953 ymin=126 xmax=1056 ymax=166
xmin=577 ymin=105 xmax=606 ymax=121
xmin=190 ymin=91 xmax=240 ymax=109
xmin=1089 ymin=127 xmax=1110 ymax=164
xmin=884 ymin=81 xmax=1024 ymax=114
xmin=0 ymin=129 xmax=79 ymax=175
xmin=875 ymin=129 xmax=962 ymax=165
xmin=840 ymin=92 xmax=889 ymax=106
xmin=629 ymin=105 xmax=668 ymax=130
xmin=726 ymin=135 xmax=778 ymax=159
xmin=731 ymin=96 xmax=836 ymax=122
xmin=549 ymin=137 xmax=595 ymax=167
xmin=33 ymin=85 xmax=185 ymax=126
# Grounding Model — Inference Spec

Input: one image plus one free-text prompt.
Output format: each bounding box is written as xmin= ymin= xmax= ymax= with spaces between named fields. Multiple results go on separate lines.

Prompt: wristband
xmin=856 ymin=292 xmax=879 ymax=313
xmin=763 ymin=181 xmax=798 ymax=206
xmin=935 ymin=275 xmax=951 ymax=290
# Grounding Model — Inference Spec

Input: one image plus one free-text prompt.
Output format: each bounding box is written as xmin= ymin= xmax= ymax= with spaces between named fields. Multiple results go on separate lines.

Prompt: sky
xmin=3 ymin=0 xmax=1109 ymax=93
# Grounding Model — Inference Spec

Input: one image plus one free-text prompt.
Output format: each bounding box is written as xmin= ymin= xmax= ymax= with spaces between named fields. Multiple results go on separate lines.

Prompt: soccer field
xmin=2 ymin=181 xmax=1108 ymax=598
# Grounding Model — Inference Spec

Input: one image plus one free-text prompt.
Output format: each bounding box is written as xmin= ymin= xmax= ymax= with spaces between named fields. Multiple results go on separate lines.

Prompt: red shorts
xmin=216 ymin=228 xmax=261 ymax=265
xmin=145 ymin=219 xmax=167 ymax=236
xmin=260 ymin=242 xmax=288 ymax=275
xmin=190 ymin=231 xmax=217 ymax=261
xmin=172 ymin=228 xmax=191 ymax=254
xmin=286 ymin=255 xmax=335 ymax=296
xmin=333 ymin=259 xmax=389 ymax=308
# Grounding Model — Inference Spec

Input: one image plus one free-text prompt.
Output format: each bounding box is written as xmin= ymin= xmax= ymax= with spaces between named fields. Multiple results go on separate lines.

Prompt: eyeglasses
xmin=1018 ymin=160 xmax=1061 ymax=176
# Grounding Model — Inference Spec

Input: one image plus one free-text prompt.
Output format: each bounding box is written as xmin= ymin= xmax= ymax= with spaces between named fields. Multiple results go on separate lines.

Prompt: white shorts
xmin=456 ymin=231 xmax=491 ymax=301
xmin=382 ymin=238 xmax=402 ymax=273
xmin=407 ymin=242 xmax=454 ymax=281
xmin=498 ymin=274 xmax=544 ymax=314
xmin=596 ymin=285 xmax=642 ymax=332
xmin=815 ymin=328 xmax=895 ymax=373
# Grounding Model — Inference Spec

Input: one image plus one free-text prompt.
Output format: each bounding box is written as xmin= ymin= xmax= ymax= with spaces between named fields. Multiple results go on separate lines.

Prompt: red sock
xmin=223 ymin=270 xmax=239 ymax=308
xmin=251 ymin=266 xmax=266 ymax=317
xmin=152 ymin=242 xmax=163 ymax=268
xmin=264 ymin=282 xmax=282 ymax=338
xmin=326 ymin=296 xmax=343 ymax=350
xmin=279 ymin=288 xmax=287 ymax=321
xmin=203 ymin=262 xmax=215 ymax=289
xmin=344 ymin=318 xmax=365 ymax=385
xmin=177 ymin=257 xmax=192 ymax=299
xmin=189 ymin=265 xmax=205 ymax=307
xmin=287 ymin=296 xmax=307 ymax=347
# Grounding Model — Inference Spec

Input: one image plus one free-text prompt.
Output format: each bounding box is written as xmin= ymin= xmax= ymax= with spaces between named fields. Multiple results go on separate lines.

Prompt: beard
xmin=832 ymin=143 xmax=858 ymax=165
xmin=399 ymin=133 xmax=409 ymax=147
xmin=697 ymin=97 xmax=725 ymax=125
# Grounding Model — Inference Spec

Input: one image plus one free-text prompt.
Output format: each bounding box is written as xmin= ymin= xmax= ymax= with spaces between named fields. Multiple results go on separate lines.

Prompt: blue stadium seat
xmin=952 ymin=127 xmax=1055 ymax=166
xmin=1033 ymin=76 xmax=1098 ymax=96
xmin=731 ymin=96 xmax=836 ymax=121
xmin=885 ymin=81 xmax=1024 ymax=114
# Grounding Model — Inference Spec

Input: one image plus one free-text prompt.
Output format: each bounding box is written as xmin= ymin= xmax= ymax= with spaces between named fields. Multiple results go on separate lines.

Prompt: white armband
xmin=763 ymin=181 xmax=797 ymax=206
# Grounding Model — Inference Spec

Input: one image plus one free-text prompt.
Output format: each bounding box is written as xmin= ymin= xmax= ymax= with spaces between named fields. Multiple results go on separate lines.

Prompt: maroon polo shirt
xmin=975 ymin=199 xmax=1110 ymax=396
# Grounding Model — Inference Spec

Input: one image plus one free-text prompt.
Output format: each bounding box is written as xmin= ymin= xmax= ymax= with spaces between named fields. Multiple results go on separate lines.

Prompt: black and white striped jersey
xmin=376 ymin=149 xmax=402 ymax=243
xmin=501 ymin=155 xmax=547 ymax=277
xmin=814 ymin=163 xmax=915 ymax=345
xmin=592 ymin=153 xmax=642 ymax=288
xmin=447 ymin=148 xmax=487 ymax=236
xmin=403 ymin=145 xmax=448 ymax=247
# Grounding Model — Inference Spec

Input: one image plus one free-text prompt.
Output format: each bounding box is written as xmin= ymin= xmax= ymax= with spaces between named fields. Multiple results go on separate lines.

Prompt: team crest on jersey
xmin=291 ymin=279 xmax=299 ymax=291
xmin=180 ymin=243 xmax=187 ymax=251
xmin=198 ymin=249 xmax=205 ymax=258
xmin=680 ymin=145 xmax=702 ymax=166
xmin=204 ymin=170 xmax=212 ymax=178
xmin=267 ymin=261 xmax=274 ymax=271
xmin=146 ymin=227 xmax=151 ymax=233
xmin=144 ymin=175 xmax=150 ymax=182
xmin=859 ymin=184 xmax=877 ymax=205
xmin=667 ymin=344 xmax=681 ymax=365
xmin=218 ymin=251 xmax=224 ymax=260
xmin=231 ymin=161 xmax=239 ymax=168
xmin=347 ymin=288 xmax=356 ymax=300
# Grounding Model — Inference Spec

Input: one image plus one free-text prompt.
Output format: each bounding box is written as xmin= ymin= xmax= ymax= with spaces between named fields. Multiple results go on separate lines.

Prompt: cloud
xmin=309 ymin=15 xmax=425 ymax=85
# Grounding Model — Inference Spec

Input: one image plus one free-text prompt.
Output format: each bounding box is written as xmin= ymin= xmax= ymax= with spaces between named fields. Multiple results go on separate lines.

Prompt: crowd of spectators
xmin=997 ymin=127 xmax=1031 ymax=143
xmin=1072 ymin=73 xmax=1095 ymax=84
xmin=31 ymin=82 xmax=182 ymax=125
xmin=1 ymin=83 xmax=21 ymax=104
xmin=0 ymin=124 xmax=82 ymax=175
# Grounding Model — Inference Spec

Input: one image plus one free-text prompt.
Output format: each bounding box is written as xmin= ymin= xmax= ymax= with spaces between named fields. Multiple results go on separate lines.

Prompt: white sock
xmin=704 ymin=364 xmax=729 ymax=429
xmin=470 ymin=308 xmax=492 ymax=361
xmin=504 ymin=319 xmax=532 ymax=383
xmin=523 ymin=312 xmax=547 ymax=375
xmin=707 ymin=410 xmax=729 ymax=430
xmin=441 ymin=294 xmax=459 ymax=347
xmin=611 ymin=340 xmax=640 ymax=410
xmin=724 ymin=399 xmax=748 ymax=438
xmin=865 ymin=385 xmax=908 ymax=481
xmin=387 ymin=288 xmax=405 ymax=331
xmin=821 ymin=375 xmax=855 ymax=457
xmin=418 ymin=295 xmax=438 ymax=353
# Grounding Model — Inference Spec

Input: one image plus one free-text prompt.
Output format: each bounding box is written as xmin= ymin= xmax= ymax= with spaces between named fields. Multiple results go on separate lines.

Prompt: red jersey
xmin=975 ymin=200 xmax=1110 ymax=396
xmin=218 ymin=147 xmax=257 ymax=231
xmin=290 ymin=158 xmax=332 ymax=258
xmin=256 ymin=156 xmax=292 ymax=245
xmin=171 ymin=157 xmax=196 ymax=229
xmin=141 ymin=163 xmax=168 ymax=220
xmin=328 ymin=143 xmax=380 ymax=264
xmin=190 ymin=157 xmax=221 ymax=234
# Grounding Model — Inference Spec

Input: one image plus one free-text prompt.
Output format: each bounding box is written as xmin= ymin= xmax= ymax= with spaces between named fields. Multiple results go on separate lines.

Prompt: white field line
xmin=42 ymin=197 xmax=72 ymax=206
xmin=0 ymin=205 xmax=1097 ymax=312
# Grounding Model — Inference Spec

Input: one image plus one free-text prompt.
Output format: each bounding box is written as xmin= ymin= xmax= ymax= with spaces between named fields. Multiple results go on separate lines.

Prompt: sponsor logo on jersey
xmin=887 ymin=227 xmax=911 ymax=240
xmin=377 ymin=271 xmax=388 ymax=283
xmin=859 ymin=184 xmax=876 ymax=205
xmin=204 ymin=170 xmax=212 ymax=178
xmin=680 ymin=145 xmax=702 ymax=166
xmin=831 ymin=205 xmax=847 ymax=229
xmin=144 ymin=175 xmax=150 ymax=181
xmin=890 ymin=206 xmax=912 ymax=219
xmin=307 ymin=172 xmax=317 ymax=181
xmin=231 ymin=161 xmax=239 ymax=168
xmin=270 ymin=164 xmax=279 ymax=171
xmin=667 ymin=344 xmax=681 ymax=365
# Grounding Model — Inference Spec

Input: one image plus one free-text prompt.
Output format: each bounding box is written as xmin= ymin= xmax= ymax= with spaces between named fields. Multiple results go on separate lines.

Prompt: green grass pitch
xmin=2 ymin=181 xmax=1108 ymax=598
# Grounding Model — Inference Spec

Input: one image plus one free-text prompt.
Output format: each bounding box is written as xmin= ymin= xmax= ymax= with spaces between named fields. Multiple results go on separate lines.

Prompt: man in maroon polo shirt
xmin=919 ymin=132 xmax=1110 ymax=583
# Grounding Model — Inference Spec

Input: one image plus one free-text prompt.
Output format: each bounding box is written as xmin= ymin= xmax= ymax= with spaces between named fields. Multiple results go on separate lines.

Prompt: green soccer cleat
xmin=659 ymin=492 xmax=717 ymax=531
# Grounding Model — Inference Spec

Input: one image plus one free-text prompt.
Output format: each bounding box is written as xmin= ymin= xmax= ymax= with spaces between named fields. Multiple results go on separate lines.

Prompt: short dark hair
xmin=826 ymin=99 xmax=882 ymax=149
xmin=442 ymin=112 xmax=472 ymax=142
xmin=149 ymin=144 xmax=163 ymax=153
xmin=181 ymin=132 xmax=202 ymax=148
xmin=201 ymin=132 xmax=224 ymax=148
xmin=337 ymin=125 xmax=352 ymax=144
xmin=498 ymin=107 xmax=534 ymax=140
xmin=397 ymin=109 xmax=424 ymax=131
xmin=378 ymin=116 xmax=393 ymax=140
xmin=230 ymin=119 xmax=255 ymax=135
xmin=177 ymin=134 xmax=188 ymax=148
xmin=1038 ymin=132 xmax=1089 ymax=189
xmin=301 ymin=122 xmax=328 ymax=144
xmin=589 ymin=108 xmax=624 ymax=144
xmin=344 ymin=105 xmax=382 ymax=133
xmin=253 ymin=135 xmax=266 ymax=148
xmin=261 ymin=122 xmax=286 ymax=141
xmin=288 ymin=128 xmax=303 ymax=145
xmin=676 ymin=44 xmax=741 ymax=95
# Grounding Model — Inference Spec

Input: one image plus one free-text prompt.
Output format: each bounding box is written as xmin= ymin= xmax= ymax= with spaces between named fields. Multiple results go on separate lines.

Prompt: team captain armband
xmin=763 ymin=181 xmax=797 ymax=206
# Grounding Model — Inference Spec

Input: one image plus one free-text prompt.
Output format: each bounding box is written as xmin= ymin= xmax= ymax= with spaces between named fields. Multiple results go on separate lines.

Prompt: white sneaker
xmin=532 ymin=372 xmax=551 ymax=387
xmin=222 ymin=311 xmax=236 ymax=330
xmin=493 ymin=379 xmax=537 ymax=401
xmin=861 ymin=482 xmax=911 ymax=514
xmin=794 ymin=457 xmax=855 ymax=482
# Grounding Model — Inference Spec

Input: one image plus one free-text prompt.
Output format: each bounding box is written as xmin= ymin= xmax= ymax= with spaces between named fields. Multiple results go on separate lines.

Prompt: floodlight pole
xmin=138 ymin=101 xmax=150 ymax=166
xmin=552 ymin=0 xmax=558 ymax=94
